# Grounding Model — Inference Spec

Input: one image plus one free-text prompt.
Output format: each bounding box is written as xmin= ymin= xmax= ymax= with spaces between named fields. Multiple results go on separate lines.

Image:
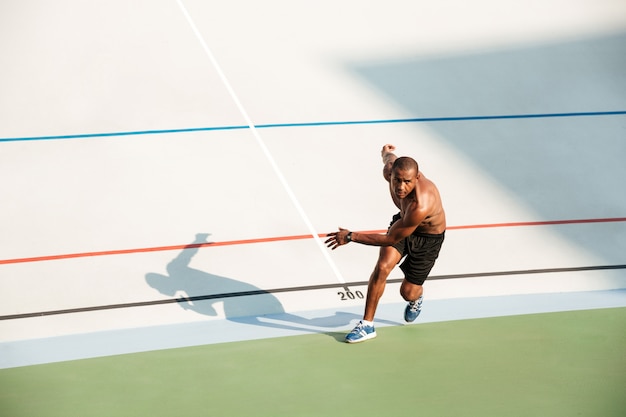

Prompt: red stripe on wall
xmin=1 ymin=217 xmax=625 ymax=265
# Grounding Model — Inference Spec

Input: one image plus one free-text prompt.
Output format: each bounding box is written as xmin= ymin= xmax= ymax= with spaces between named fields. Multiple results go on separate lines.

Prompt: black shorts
xmin=389 ymin=213 xmax=445 ymax=285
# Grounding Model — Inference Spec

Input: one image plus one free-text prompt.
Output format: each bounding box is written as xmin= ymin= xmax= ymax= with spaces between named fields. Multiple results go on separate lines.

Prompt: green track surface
xmin=1 ymin=307 xmax=625 ymax=417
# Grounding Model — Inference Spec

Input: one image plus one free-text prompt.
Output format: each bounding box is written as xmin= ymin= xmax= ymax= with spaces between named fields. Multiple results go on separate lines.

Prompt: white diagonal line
xmin=176 ymin=0 xmax=346 ymax=284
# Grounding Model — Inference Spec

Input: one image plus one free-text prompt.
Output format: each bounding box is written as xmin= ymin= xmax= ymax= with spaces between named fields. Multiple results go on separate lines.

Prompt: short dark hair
xmin=392 ymin=156 xmax=418 ymax=173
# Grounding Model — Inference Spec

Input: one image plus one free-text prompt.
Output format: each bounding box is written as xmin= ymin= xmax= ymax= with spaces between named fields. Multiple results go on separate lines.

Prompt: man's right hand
xmin=381 ymin=144 xmax=396 ymax=160
xmin=381 ymin=144 xmax=397 ymax=167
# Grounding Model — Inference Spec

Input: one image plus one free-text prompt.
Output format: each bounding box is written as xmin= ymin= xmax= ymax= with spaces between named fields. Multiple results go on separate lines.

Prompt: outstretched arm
xmin=325 ymin=204 xmax=427 ymax=250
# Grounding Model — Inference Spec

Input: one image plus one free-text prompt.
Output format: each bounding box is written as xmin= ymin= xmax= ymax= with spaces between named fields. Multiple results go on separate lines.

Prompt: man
xmin=325 ymin=144 xmax=446 ymax=343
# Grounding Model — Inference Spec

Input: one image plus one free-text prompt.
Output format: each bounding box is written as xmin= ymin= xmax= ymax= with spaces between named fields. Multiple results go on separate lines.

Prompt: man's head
xmin=391 ymin=157 xmax=419 ymax=199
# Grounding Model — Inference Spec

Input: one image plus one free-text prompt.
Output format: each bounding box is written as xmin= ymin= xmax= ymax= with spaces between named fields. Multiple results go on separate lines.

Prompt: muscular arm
xmin=325 ymin=202 xmax=429 ymax=250
xmin=381 ymin=144 xmax=402 ymax=209
xmin=350 ymin=220 xmax=413 ymax=246
xmin=381 ymin=144 xmax=397 ymax=182
xmin=351 ymin=202 xmax=426 ymax=246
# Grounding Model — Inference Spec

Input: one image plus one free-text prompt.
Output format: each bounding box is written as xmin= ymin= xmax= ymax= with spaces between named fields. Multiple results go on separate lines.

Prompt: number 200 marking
xmin=338 ymin=290 xmax=364 ymax=300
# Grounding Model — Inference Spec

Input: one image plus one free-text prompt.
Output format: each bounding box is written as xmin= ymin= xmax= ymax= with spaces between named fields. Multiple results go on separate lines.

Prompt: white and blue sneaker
xmin=404 ymin=296 xmax=423 ymax=322
xmin=345 ymin=321 xmax=377 ymax=343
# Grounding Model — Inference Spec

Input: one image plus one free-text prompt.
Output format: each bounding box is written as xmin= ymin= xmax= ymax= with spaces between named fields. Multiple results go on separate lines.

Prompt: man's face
xmin=391 ymin=168 xmax=417 ymax=199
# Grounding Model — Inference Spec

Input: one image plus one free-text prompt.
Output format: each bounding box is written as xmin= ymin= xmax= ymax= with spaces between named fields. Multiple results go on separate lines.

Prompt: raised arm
xmin=381 ymin=144 xmax=397 ymax=182
xmin=382 ymin=144 xmax=402 ymax=209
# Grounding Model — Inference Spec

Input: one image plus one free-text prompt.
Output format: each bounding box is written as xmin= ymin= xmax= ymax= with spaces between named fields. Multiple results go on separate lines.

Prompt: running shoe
xmin=404 ymin=295 xmax=423 ymax=322
xmin=345 ymin=321 xmax=377 ymax=343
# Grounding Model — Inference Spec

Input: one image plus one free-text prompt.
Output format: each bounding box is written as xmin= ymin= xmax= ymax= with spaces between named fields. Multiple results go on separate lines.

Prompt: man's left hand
xmin=325 ymin=228 xmax=351 ymax=250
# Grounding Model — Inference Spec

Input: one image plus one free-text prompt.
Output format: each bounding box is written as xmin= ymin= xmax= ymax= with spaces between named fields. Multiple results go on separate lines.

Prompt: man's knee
xmin=374 ymin=250 xmax=400 ymax=276
xmin=400 ymin=280 xmax=423 ymax=301
xmin=374 ymin=258 xmax=395 ymax=276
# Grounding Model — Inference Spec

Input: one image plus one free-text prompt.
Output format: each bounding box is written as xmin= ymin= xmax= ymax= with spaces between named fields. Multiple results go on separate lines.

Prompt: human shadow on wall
xmin=146 ymin=233 xmax=364 ymax=334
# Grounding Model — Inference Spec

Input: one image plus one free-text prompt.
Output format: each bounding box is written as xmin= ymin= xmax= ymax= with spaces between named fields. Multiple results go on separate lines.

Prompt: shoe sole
xmin=404 ymin=311 xmax=420 ymax=323
xmin=345 ymin=332 xmax=377 ymax=343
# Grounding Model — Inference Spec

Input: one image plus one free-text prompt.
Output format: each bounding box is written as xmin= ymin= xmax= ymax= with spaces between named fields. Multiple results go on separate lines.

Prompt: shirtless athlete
xmin=325 ymin=144 xmax=446 ymax=343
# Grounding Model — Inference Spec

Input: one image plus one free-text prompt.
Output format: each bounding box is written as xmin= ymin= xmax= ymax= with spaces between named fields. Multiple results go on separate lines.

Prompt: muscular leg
xmin=363 ymin=246 xmax=402 ymax=321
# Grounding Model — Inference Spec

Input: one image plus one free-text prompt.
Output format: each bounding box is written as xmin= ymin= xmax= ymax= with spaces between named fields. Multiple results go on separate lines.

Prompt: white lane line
xmin=175 ymin=0 xmax=346 ymax=284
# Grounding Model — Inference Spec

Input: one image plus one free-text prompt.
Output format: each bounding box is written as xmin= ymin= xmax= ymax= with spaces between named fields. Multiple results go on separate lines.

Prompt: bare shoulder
xmin=418 ymin=173 xmax=441 ymax=197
